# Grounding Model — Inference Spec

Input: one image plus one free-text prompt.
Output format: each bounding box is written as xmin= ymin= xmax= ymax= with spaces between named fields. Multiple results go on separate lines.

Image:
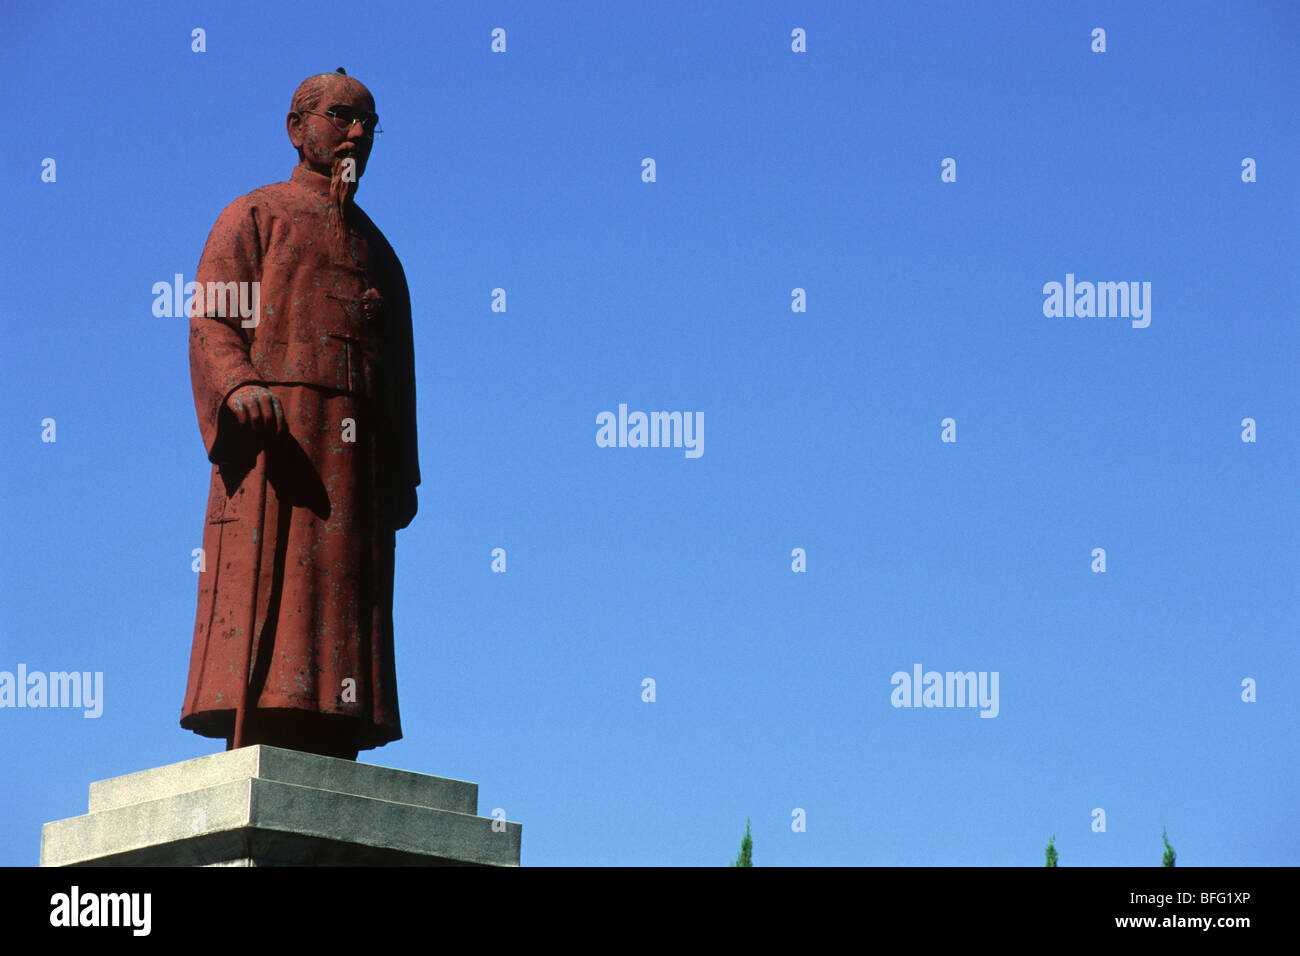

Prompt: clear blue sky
xmin=2 ymin=1 xmax=1295 ymax=866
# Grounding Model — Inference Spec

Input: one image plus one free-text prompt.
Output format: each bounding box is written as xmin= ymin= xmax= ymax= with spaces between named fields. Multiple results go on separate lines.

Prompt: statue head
xmin=286 ymin=68 xmax=378 ymax=199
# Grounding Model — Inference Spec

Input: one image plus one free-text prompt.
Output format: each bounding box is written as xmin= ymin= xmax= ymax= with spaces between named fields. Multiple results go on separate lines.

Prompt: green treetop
xmin=731 ymin=818 xmax=753 ymax=867
xmin=1161 ymin=828 xmax=1176 ymax=867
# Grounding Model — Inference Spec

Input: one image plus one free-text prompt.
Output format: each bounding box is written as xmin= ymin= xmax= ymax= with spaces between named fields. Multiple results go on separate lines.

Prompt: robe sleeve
xmin=189 ymin=197 xmax=266 ymax=464
xmin=364 ymin=219 xmax=418 ymax=504
xmin=387 ymin=254 xmax=421 ymax=494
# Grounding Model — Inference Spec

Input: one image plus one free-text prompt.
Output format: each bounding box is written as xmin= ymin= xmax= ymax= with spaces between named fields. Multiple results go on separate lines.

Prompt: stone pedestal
xmin=40 ymin=746 xmax=521 ymax=867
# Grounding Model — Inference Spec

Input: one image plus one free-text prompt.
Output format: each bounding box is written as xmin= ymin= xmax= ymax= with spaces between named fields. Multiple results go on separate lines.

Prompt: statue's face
xmin=287 ymin=77 xmax=376 ymax=179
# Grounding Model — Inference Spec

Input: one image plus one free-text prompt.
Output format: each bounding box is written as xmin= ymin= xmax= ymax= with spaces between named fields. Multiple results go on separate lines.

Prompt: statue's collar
xmin=290 ymin=164 xmax=332 ymax=196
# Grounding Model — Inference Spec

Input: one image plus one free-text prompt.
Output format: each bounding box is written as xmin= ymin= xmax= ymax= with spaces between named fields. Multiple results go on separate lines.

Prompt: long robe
xmin=181 ymin=165 xmax=419 ymax=753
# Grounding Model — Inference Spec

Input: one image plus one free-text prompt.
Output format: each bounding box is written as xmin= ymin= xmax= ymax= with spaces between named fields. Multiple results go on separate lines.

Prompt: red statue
xmin=181 ymin=70 xmax=419 ymax=760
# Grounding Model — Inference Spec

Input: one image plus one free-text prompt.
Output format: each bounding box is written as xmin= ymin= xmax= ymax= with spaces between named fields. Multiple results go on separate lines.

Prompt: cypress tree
xmin=730 ymin=818 xmax=754 ymax=867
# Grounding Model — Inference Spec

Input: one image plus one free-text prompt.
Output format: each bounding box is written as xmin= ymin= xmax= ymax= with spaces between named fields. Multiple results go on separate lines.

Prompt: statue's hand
xmin=226 ymin=384 xmax=286 ymax=437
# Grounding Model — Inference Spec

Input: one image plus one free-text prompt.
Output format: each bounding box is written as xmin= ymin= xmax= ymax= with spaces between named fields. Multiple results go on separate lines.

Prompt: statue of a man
xmin=181 ymin=70 xmax=419 ymax=761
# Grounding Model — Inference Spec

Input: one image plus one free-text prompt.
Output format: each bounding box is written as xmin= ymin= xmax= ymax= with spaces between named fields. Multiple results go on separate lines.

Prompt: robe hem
xmin=181 ymin=708 xmax=402 ymax=752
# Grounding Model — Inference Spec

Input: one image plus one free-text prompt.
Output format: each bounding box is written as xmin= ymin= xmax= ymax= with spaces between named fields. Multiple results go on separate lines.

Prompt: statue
xmin=180 ymin=69 xmax=419 ymax=760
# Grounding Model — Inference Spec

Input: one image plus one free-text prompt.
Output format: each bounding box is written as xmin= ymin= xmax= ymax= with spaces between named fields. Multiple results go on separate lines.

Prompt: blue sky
xmin=1 ymin=0 xmax=1295 ymax=866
